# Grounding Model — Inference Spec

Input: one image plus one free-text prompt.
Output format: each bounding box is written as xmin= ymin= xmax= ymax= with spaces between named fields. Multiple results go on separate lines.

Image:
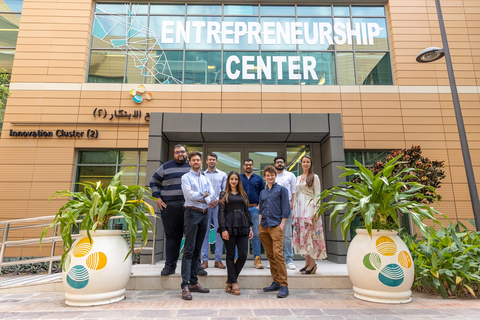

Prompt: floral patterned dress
xmin=292 ymin=174 xmax=327 ymax=260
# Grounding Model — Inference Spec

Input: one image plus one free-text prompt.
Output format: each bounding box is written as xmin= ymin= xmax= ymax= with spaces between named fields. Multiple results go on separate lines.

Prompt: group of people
xmin=149 ymin=144 xmax=327 ymax=301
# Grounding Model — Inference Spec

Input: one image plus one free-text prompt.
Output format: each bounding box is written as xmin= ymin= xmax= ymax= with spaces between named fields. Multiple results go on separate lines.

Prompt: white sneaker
xmin=286 ymin=262 xmax=296 ymax=270
xmin=267 ymin=263 xmax=270 ymax=269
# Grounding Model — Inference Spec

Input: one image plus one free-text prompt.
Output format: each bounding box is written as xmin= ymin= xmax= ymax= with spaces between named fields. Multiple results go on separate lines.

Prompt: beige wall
xmin=1 ymin=0 xmax=480 ymax=255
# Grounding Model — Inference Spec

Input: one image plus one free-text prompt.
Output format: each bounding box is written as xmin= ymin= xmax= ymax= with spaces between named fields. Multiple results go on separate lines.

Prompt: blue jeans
xmin=181 ymin=208 xmax=208 ymax=289
xmin=250 ymin=207 xmax=261 ymax=258
xmin=201 ymin=206 xmax=223 ymax=262
xmin=283 ymin=212 xmax=293 ymax=264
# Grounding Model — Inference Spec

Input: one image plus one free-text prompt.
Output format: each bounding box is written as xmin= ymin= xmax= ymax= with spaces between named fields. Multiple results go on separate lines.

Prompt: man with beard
xmin=240 ymin=158 xmax=265 ymax=269
xmin=273 ymin=156 xmax=297 ymax=271
xmin=180 ymin=151 xmax=216 ymax=300
xmin=150 ymin=144 xmax=194 ymax=276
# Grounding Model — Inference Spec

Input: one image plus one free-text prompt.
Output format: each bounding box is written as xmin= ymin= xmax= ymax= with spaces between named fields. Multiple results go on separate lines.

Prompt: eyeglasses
xmin=275 ymin=161 xmax=284 ymax=164
xmin=174 ymin=150 xmax=186 ymax=155
xmin=244 ymin=164 xmax=253 ymax=167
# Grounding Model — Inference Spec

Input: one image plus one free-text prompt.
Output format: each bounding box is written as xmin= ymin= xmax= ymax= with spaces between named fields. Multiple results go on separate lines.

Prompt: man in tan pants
xmin=258 ymin=165 xmax=291 ymax=298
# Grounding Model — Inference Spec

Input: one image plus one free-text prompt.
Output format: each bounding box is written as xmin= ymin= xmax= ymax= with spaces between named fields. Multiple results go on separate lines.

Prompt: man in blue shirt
xmin=240 ymin=158 xmax=265 ymax=269
xmin=180 ymin=151 xmax=216 ymax=300
xmin=258 ymin=165 xmax=290 ymax=298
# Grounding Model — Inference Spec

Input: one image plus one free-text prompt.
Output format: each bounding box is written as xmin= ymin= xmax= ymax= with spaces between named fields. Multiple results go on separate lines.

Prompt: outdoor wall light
xmin=415 ymin=47 xmax=444 ymax=63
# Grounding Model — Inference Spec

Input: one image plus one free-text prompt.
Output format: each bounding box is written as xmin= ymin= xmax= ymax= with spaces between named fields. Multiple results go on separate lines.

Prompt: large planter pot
xmin=347 ymin=229 xmax=414 ymax=304
xmin=62 ymin=230 xmax=132 ymax=306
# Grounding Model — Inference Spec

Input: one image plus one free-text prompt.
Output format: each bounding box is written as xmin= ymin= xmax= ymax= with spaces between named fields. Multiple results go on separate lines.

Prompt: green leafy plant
xmin=402 ymin=220 xmax=480 ymax=298
xmin=40 ymin=169 xmax=157 ymax=263
xmin=0 ymin=68 xmax=11 ymax=134
xmin=314 ymin=153 xmax=446 ymax=243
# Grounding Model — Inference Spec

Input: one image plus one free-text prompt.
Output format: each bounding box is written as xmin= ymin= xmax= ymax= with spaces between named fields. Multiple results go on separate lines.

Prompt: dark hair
xmin=173 ymin=144 xmax=187 ymax=153
xmin=301 ymin=155 xmax=315 ymax=188
xmin=274 ymin=156 xmax=286 ymax=163
xmin=263 ymin=165 xmax=277 ymax=177
xmin=207 ymin=152 xmax=218 ymax=160
xmin=222 ymin=171 xmax=248 ymax=205
xmin=243 ymin=158 xmax=254 ymax=165
xmin=188 ymin=151 xmax=202 ymax=160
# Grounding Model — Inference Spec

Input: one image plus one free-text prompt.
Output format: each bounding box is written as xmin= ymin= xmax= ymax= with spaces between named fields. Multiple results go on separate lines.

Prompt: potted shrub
xmin=314 ymin=154 xmax=445 ymax=304
xmin=41 ymin=169 xmax=156 ymax=306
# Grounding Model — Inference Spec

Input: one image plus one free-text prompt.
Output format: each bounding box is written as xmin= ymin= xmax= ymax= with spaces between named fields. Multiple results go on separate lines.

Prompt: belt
xmin=186 ymin=206 xmax=208 ymax=214
xmin=248 ymin=203 xmax=258 ymax=208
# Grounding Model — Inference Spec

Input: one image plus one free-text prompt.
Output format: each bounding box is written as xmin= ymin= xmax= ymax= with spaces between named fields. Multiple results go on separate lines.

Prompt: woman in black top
xmin=218 ymin=171 xmax=253 ymax=295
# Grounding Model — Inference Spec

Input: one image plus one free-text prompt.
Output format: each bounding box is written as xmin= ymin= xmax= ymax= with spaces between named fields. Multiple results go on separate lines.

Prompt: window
xmin=88 ymin=3 xmax=392 ymax=85
xmin=344 ymin=150 xmax=389 ymax=180
xmin=286 ymin=145 xmax=310 ymax=177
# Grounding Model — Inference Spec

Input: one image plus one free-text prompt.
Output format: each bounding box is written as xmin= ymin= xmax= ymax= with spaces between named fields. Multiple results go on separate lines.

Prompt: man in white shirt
xmin=273 ymin=156 xmax=297 ymax=270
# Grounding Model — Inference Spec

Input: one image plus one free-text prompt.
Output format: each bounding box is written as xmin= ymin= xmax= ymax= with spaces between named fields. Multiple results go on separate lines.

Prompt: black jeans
xmin=224 ymin=234 xmax=249 ymax=284
xmin=159 ymin=200 xmax=185 ymax=271
xmin=181 ymin=208 xmax=208 ymax=288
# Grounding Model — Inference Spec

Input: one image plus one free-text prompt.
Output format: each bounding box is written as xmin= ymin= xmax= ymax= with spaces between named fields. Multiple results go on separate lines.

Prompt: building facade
xmin=1 ymin=0 xmax=479 ymax=263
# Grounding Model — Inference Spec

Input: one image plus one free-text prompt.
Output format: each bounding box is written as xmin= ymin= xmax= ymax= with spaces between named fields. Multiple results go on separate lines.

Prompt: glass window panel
xmin=126 ymin=51 xmax=147 ymax=83
xmin=364 ymin=152 xmax=388 ymax=166
xmin=76 ymin=166 xmax=116 ymax=192
xmin=0 ymin=49 xmax=15 ymax=73
xmin=88 ymin=50 xmax=125 ymax=83
xmin=184 ymin=144 xmax=203 ymax=155
xmin=286 ymin=145 xmax=310 ymax=177
xmin=118 ymin=151 xmax=138 ymax=165
xmin=0 ymin=14 xmax=20 ymax=47
xmin=223 ymin=51 xmax=260 ymax=85
xmin=345 ymin=152 xmax=362 ymax=166
xmin=297 ymin=17 xmax=334 ymax=51
xmin=140 ymin=151 xmax=147 ymax=164
xmin=118 ymin=166 xmax=138 ymax=185
xmin=352 ymin=18 xmax=388 ymax=51
xmin=337 ymin=52 xmax=355 ymax=85
xmin=95 ymin=3 xmax=129 ymax=14
xmin=248 ymin=151 xmax=277 ymax=177
xmin=3 ymin=0 xmax=23 ymax=12
xmin=223 ymin=16 xmax=259 ymax=51
xmin=334 ymin=6 xmax=350 ymax=16
xmin=127 ymin=16 xmax=148 ymax=50
xmin=211 ymin=151 xmax=241 ymax=173
xmin=186 ymin=16 xmax=222 ymax=50
xmin=184 ymin=51 xmax=221 ymax=84
xmin=356 ymin=52 xmax=392 ymax=85
xmin=260 ymin=51 xmax=298 ymax=85
xmin=145 ymin=50 xmax=183 ymax=84
xmin=138 ymin=166 xmax=147 ymax=186
xmin=91 ymin=15 xmax=127 ymax=49
xmin=299 ymin=52 xmax=336 ymax=85
xmin=297 ymin=6 xmax=331 ymax=16
xmin=79 ymin=151 xmax=117 ymax=164
xmin=352 ymin=6 xmax=385 ymax=17
xmin=187 ymin=5 xmax=222 ymax=15
xmin=149 ymin=16 xmax=186 ymax=50
xmin=131 ymin=3 xmax=148 ymax=15
xmin=260 ymin=17 xmax=296 ymax=51
xmin=150 ymin=4 xmax=185 ymax=15
xmin=261 ymin=6 xmax=295 ymax=16
xmin=224 ymin=5 xmax=258 ymax=16
xmin=333 ymin=17 xmax=352 ymax=50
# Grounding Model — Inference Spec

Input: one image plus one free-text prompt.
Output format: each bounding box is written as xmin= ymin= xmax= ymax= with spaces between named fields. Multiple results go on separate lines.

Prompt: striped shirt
xmin=149 ymin=160 xmax=191 ymax=201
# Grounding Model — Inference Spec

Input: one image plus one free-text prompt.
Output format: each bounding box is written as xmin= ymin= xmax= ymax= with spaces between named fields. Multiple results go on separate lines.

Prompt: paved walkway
xmin=0 ymin=289 xmax=478 ymax=319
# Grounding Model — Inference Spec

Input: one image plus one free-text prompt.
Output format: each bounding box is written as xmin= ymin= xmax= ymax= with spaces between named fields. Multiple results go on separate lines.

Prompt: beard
xmin=175 ymin=156 xmax=187 ymax=164
xmin=275 ymin=165 xmax=284 ymax=171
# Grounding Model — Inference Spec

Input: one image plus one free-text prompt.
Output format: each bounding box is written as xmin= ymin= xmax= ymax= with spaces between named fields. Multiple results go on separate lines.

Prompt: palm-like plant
xmin=40 ymin=169 xmax=157 ymax=263
xmin=313 ymin=154 xmax=446 ymax=243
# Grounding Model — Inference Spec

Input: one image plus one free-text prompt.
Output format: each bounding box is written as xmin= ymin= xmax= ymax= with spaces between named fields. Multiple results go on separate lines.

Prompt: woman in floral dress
xmin=292 ymin=155 xmax=327 ymax=274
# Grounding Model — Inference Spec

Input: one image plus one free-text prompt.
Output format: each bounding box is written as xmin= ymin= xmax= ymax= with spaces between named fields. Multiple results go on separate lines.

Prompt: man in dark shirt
xmin=258 ymin=165 xmax=290 ymax=298
xmin=240 ymin=158 xmax=265 ymax=269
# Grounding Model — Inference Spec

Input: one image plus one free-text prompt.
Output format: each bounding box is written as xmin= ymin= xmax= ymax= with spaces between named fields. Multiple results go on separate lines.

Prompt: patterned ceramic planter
xmin=62 ymin=230 xmax=132 ymax=306
xmin=347 ymin=229 xmax=414 ymax=304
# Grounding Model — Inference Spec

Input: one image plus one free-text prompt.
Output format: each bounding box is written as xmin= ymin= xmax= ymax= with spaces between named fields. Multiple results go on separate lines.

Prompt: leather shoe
xmin=161 ymin=267 xmax=175 ymax=276
xmin=189 ymin=283 xmax=210 ymax=293
xmin=263 ymin=281 xmax=281 ymax=292
xmin=201 ymin=260 xmax=208 ymax=269
xmin=277 ymin=286 xmax=289 ymax=298
xmin=182 ymin=287 xmax=192 ymax=300
xmin=197 ymin=268 xmax=208 ymax=276
xmin=214 ymin=260 xmax=226 ymax=269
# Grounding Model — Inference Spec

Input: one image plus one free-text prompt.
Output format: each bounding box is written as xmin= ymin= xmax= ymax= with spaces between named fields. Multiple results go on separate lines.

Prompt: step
xmin=0 ymin=260 xmax=351 ymax=293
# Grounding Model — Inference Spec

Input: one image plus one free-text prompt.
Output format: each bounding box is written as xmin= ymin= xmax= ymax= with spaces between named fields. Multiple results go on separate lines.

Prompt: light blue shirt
xmin=181 ymin=169 xmax=216 ymax=210
xmin=204 ymin=167 xmax=227 ymax=203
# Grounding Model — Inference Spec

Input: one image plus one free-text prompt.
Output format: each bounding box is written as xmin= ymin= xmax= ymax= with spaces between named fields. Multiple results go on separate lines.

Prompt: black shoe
xmin=161 ymin=267 xmax=175 ymax=276
xmin=263 ymin=282 xmax=281 ymax=292
xmin=197 ymin=268 xmax=208 ymax=276
xmin=277 ymin=286 xmax=289 ymax=298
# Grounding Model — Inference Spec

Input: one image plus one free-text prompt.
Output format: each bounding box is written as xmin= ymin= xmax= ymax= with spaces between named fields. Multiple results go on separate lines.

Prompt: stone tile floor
xmin=0 ymin=289 xmax=479 ymax=319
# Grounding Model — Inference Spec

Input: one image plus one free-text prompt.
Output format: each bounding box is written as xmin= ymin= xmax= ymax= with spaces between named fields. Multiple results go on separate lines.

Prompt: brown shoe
xmin=214 ymin=260 xmax=226 ymax=269
xmin=201 ymin=260 xmax=208 ymax=269
xmin=232 ymin=282 xmax=241 ymax=295
xmin=182 ymin=287 xmax=192 ymax=300
xmin=189 ymin=283 xmax=210 ymax=293
xmin=254 ymin=256 xmax=264 ymax=269
xmin=225 ymin=283 xmax=232 ymax=293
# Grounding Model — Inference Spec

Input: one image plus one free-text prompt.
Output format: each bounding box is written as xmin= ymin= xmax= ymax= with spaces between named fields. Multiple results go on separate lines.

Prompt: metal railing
xmin=0 ymin=215 xmax=157 ymax=274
